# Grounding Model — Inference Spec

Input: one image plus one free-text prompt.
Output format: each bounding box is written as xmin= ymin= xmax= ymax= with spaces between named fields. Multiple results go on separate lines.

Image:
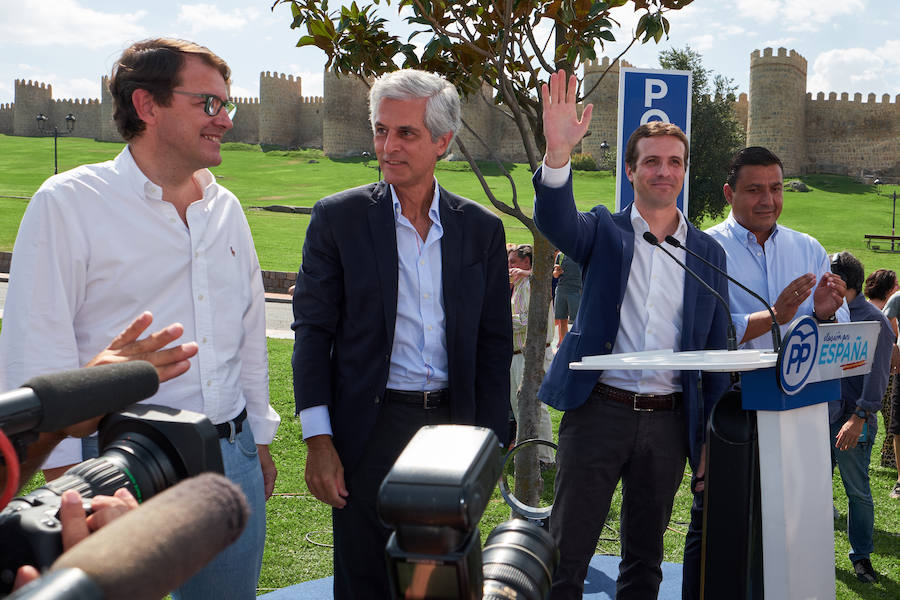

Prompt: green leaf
xmin=295 ymin=35 xmax=317 ymax=47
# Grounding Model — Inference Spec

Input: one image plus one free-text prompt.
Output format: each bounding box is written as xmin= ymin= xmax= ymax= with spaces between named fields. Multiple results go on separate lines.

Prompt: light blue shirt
xmin=706 ymin=212 xmax=849 ymax=350
xmin=387 ymin=182 xmax=448 ymax=390
xmin=299 ymin=180 xmax=448 ymax=438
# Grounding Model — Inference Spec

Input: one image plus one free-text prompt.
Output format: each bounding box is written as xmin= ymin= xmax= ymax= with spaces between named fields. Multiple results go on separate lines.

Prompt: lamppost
xmin=874 ymin=178 xmax=898 ymax=251
xmin=35 ymin=112 xmax=76 ymax=174
xmin=362 ymin=150 xmax=380 ymax=181
xmin=599 ymin=140 xmax=610 ymax=171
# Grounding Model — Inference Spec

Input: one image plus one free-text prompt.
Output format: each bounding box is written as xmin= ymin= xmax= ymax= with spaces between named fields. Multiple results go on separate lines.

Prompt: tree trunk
xmin=512 ymin=234 xmax=556 ymax=510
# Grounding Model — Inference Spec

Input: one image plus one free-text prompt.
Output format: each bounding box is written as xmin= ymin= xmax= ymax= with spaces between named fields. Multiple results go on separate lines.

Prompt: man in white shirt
xmin=533 ymin=72 xmax=730 ymax=599
xmin=0 ymin=38 xmax=280 ymax=600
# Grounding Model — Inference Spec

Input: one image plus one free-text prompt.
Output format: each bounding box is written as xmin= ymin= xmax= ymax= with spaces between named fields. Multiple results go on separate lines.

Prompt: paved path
xmin=0 ymin=278 xmax=295 ymax=340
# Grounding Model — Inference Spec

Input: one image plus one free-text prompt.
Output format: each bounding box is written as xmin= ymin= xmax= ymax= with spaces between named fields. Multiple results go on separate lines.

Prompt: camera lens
xmin=481 ymin=519 xmax=559 ymax=600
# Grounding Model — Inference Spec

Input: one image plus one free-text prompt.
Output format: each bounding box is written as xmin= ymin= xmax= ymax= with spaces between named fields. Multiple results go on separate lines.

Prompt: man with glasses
xmin=0 ymin=38 xmax=279 ymax=599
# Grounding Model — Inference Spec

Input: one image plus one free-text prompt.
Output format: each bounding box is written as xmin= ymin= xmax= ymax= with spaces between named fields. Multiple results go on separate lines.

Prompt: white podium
xmin=571 ymin=317 xmax=882 ymax=600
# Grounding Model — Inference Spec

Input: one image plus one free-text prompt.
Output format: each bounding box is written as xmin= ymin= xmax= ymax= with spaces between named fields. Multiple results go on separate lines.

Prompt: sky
xmin=0 ymin=0 xmax=898 ymax=106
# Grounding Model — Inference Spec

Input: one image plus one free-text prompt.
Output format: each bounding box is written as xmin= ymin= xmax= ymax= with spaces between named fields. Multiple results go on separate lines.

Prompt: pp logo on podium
xmin=777 ymin=315 xmax=819 ymax=394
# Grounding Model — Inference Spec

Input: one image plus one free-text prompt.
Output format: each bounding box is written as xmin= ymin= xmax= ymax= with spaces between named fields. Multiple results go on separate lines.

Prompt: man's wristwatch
xmin=854 ymin=408 xmax=868 ymax=420
xmin=813 ymin=311 xmax=837 ymax=323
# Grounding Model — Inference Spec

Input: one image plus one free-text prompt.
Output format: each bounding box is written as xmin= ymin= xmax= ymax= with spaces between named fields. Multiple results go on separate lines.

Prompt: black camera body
xmin=0 ymin=404 xmax=222 ymax=593
xmin=378 ymin=425 xmax=558 ymax=600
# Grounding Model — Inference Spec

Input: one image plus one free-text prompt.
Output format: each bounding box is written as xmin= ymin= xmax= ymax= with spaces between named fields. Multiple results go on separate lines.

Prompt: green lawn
xmin=4 ymin=133 xmax=900 ymax=597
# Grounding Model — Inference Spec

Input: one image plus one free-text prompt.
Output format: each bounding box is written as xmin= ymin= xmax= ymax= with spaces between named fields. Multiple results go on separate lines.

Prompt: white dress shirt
xmin=299 ymin=181 xmax=448 ymax=439
xmin=0 ymin=147 xmax=280 ymax=468
xmin=706 ymin=212 xmax=849 ymax=350
xmin=541 ymin=160 xmax=686 ymax=393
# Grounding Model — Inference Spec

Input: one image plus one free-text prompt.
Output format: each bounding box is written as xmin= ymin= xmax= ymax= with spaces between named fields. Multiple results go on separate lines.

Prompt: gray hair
xmin=368 ymin=70 xmax=461 ymax=146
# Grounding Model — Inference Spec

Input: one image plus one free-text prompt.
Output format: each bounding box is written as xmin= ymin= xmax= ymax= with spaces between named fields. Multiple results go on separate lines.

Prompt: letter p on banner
xmin=616 ymin=68 xmax=692 ymax=213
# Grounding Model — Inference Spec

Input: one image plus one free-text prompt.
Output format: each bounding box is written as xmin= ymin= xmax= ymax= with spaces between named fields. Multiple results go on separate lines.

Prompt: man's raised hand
xmin=541 ymin=71 xmax=594 ymax=168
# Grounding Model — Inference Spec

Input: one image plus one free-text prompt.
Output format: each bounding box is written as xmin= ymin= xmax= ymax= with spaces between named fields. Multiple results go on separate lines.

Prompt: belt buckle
xmin=633 ymin=393 xmax=656 ymax=412
xmin=423 ymin=391 xmax=440 ymax=410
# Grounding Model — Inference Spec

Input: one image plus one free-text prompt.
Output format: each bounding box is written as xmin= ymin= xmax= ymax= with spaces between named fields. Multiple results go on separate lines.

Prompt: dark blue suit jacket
xmin=533 ymin=169 xmax=730 ymax=466
xmin=292 ymin=181 xmax=512 ymax=472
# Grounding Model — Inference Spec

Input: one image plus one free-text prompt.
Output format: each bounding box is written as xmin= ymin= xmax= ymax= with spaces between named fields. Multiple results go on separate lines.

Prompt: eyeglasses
xmin=172 ymin=90 xmax=237 ymax=120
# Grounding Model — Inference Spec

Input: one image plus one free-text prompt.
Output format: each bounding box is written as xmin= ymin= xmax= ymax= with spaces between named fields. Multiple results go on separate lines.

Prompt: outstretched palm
xmin=541 ymin=72 xmax=594 ymax=168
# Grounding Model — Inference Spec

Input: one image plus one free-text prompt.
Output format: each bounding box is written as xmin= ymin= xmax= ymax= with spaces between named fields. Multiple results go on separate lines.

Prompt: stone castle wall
xmin=0 ymin=103 xmax=13 ymax=134
xmin=226 ymin=97 xmax=260 ymax=144
xmin=2 ymin=48 xmax=898 ymax=178
xmin=805 ymin=92 xmax=900 ymax=177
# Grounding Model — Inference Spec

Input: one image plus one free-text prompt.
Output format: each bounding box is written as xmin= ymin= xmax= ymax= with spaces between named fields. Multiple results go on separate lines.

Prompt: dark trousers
xmin=332 ymin=400 xmax=452 ymax=600
xmin=550 ymin=388 xmax=687 ymax=600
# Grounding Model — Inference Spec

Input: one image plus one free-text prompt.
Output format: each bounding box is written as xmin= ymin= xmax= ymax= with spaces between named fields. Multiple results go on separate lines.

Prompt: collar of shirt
xmin=628 ymin=202 xmax=689 ymax=245
xmin=390 ymin=179 xmax=442 ymax=232
xmin=723 ymin=211 xmax=779 ymax=250
xmin=119 ymin=146 xmax=216 ymax=208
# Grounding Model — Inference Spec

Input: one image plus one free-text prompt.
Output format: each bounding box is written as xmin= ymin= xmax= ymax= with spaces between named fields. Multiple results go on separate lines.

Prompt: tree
xmin=659 ymin=46 xmax=745 ymax=225
xmin=275 ymin=0 xmax=693 ymax=508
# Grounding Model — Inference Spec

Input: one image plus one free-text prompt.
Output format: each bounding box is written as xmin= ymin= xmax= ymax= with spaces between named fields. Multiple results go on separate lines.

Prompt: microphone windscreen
xmin=51 ymin=473 xmax=249 ymax=600
xmin=23 ymin=362 xmax=159 ymax=432
xmin=642 ymin=231 xmax=659 ymax=245
xmin=664 ymin=235 xmax=682 ymax=248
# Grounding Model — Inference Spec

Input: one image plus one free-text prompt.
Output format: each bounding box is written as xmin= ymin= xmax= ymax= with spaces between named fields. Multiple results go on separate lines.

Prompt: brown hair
xmin=623 ymin=122 xmax=689 ymax=171
xmin=864 ymin=268 xmax=898 ymax=301
xmin=109 ymin=38 xmax=231 ymax=140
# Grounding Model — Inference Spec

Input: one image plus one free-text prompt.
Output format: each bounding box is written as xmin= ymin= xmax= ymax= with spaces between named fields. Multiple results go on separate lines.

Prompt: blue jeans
xmin=830 ymin=418 xmax=874 ymax=562
xmin=85 ymin=423 xmax=266 ymax=598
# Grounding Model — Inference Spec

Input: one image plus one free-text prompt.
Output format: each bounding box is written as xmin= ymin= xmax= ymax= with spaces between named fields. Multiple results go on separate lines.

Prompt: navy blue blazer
xmin=292 ymin=181 xmax=512 ymax=472
xmin=532 ymin=169 xmax=730 ymax=466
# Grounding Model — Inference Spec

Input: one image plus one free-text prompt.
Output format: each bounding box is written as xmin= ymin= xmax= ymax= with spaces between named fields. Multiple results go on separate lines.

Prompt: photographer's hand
xmin=304 ymin=435 xmax=348 ymax=508
xmin=85 ymin=312 xmax=199 ymax=383
xmin=12 ymin=488 xmax=137 ymax=591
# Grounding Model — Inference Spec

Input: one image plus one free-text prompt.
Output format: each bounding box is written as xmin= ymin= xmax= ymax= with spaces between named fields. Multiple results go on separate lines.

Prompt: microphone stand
xmin=642 ymin=231 xmax=738 ymax=353
xmin=664 ymin=235 xmax=781 ymax=353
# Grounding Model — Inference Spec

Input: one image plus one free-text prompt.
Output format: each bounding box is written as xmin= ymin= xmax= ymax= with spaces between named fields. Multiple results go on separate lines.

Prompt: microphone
xmin=38 ymin=473 xmax=249 ymax=600
xmin=664 ymin=235 xmax=782 ymax=352
xmin=0 ymin=362 xmax=160 ymax=436
xmin=642 ymin=232 xmax=737 ymax=352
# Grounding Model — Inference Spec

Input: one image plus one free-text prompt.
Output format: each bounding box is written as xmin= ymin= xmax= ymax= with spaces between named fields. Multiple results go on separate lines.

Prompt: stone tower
xmin=582 ymin=57 xmax=632 ymax=160
xmin=13 ymin=79 xmax=52 ymax=136
xmin=98 ymin=76 xmax=123 ymax=143
xmin=747 ymin=47 xmax=808 ymax=175
xmin=322 ymin=70 xmax=372 ymax=157
xmin=259 ymin=71 xmax=302 ymax=147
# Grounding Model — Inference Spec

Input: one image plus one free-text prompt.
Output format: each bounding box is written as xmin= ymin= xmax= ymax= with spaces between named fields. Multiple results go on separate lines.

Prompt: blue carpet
xmin=258 ymin=554 xmax=683 ymax=598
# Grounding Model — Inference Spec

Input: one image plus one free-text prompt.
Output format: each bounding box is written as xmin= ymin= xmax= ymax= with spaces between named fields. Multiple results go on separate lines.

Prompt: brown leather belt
xmin=593 ymin=382 xmax=681 ymax=411
xmin=385 ymin=388 xmax=447 ymax=409
xmin=513 ymin=343 xmax=552 ymax=356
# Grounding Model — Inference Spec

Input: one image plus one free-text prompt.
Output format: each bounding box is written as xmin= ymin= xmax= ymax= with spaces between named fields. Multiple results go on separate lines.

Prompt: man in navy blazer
xmin=533 ymin=73 xmax=730 ymax=599
xmin=292 ymin=69 xmax=511 ymax=599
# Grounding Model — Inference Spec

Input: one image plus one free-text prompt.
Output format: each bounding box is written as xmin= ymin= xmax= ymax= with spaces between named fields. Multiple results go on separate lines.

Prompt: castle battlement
xmin=808 ymin=92 xmax=899 ymax=104
xmin=52 ymin=98 xmax=99 ymax=106
xmin=584 ymin=57 xmax=633 ymax=72
xmin=750 ymin=47 xmax=807 ymax=71
xmin=1 ymin=48 xmax=897 ymax=178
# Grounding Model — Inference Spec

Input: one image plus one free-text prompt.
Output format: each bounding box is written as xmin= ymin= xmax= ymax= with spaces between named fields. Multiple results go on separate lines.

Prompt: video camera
xmin=378 ymin=425 xmax=559 ymax=600
xmin=0 ymin=402 xmax=223 ymax=594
